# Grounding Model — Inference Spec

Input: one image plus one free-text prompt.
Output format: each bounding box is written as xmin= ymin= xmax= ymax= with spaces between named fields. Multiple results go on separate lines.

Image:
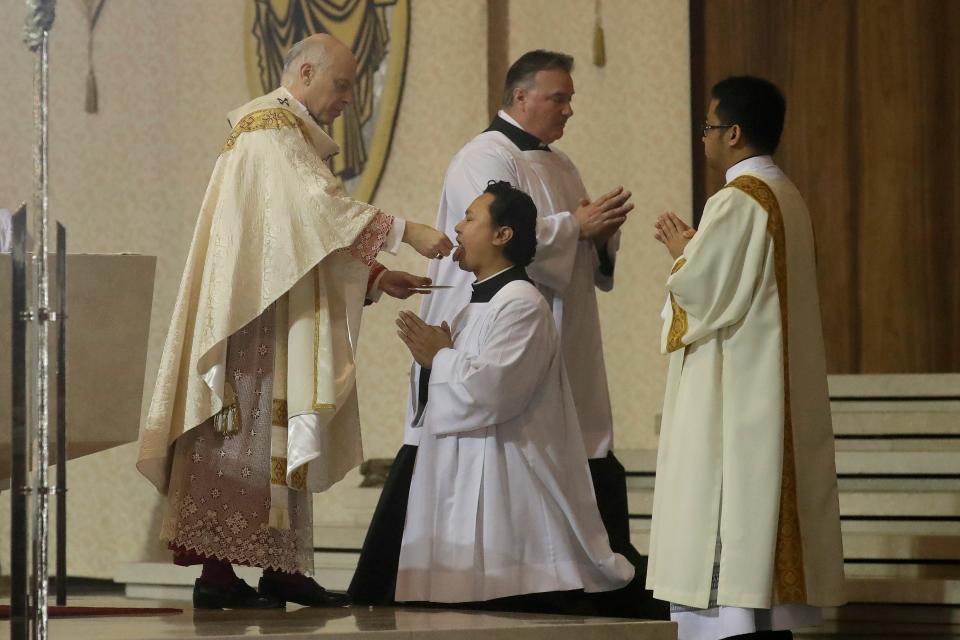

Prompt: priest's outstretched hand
xmin=654 ymin=211 xmax=695 ymax=260
xmin=396 ymin=310 xmax=453 ymax=368
xmin=403 ymin=222 xmax=455 ymax=260
xmin=379 ymin=271 xmax=432 ymax=299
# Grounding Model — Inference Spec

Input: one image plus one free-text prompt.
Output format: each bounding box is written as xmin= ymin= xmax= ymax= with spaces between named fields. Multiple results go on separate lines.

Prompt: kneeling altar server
xmin=392 ymin=181 xmax=634 ymax=611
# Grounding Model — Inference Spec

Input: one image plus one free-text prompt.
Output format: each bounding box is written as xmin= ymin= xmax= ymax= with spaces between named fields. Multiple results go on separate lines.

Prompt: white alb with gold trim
xmin=647 ymin=156 xmax=846 ymax=611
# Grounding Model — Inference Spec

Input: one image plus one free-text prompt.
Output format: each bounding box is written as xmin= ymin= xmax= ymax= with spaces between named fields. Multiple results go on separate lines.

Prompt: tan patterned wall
xmin=0 ymin=0 xmax=688 ymax=577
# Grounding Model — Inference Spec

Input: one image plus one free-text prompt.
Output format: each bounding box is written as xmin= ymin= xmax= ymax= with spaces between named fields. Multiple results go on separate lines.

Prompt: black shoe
xmin=193 ymin=577 xmax=285 ymax=609
xmin=258 ymin=574 xmax=351 ymax=607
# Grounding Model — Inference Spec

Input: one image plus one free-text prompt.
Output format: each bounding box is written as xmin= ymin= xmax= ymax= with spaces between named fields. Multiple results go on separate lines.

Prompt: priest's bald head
xmin=502 ymin=50 xmax=575 ymax=145
xmin=281 ymin=34 xmax=357 ymax=126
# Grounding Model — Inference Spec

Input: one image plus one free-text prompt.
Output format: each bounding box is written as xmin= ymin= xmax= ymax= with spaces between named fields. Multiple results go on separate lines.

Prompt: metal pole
xmin=24 ymin=1 xmax=57 ymax=636
xmin=54 ymin=223 xmax=67 ymax=606
xmin=10 ymin=206 xmax=30 ymax=640
xmin=30 ymin=30 xmax=52 ymax=639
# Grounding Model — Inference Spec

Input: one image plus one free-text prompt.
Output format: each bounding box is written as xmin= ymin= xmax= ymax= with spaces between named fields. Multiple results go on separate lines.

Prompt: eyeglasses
xmin=701 ymin=122 xmax=735 ymax=137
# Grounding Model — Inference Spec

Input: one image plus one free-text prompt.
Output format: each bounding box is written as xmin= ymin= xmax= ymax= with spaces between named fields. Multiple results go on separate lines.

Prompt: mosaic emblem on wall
xmin=245 ymin=0 xmax=410 ymax=202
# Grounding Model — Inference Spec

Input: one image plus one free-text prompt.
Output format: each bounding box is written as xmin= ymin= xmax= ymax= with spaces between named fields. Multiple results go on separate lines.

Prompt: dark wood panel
xmin=691 ymin=0 xmax=960 ymax=373
xmin=779 ymin=0 xmax=859 ymax=373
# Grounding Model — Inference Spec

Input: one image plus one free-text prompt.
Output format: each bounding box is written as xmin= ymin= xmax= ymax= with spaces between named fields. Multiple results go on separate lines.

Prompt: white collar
xmin=275 ymin=87 xmax=340 ymax=161
xmin=278 ymin=86 xmax=309 ymax=119
xmin=473 ymin=265 xmax=514 ymax=285
xmin=498 ymin=110 xmax=527 ymax=133
xmin=725 ymin=155 xmax=776 ymax=184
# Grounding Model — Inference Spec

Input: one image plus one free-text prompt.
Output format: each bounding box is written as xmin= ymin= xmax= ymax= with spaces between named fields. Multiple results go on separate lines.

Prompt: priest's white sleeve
xmin=663 ymin=188 xmax=771 ymax=351
xmin=527 ymin=214 xmax=581 ymax=294
xmin=426 ymin=297 xmax=554 ymax=435
xmin=524 ymin=152 xmax=585 ymax=294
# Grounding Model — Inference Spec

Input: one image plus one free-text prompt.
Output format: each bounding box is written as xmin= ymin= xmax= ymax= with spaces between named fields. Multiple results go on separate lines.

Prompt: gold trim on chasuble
xmin=666 ymin=258 xmax=689 ymax=352
xmin=272 ymin=399 xmax=288 ymax=425
xmin=222 ymin=108 xmax=305 ymax=153
xmin=270 ymin=400 xmax=305 ymax=491
xmin=727 ymin=175 xmax=808 ymax=604
xmin=271 ymin=456 xmax=307 ymax=490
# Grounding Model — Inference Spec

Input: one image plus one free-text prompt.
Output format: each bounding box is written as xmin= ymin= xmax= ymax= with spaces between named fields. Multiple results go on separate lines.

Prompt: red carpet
xmin=0 ymin=605 xmax=182 ymax=619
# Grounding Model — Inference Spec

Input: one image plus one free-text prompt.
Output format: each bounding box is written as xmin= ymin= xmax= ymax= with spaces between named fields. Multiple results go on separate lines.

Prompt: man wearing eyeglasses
xmin=647 ymin=76 xmax=846 ymax=639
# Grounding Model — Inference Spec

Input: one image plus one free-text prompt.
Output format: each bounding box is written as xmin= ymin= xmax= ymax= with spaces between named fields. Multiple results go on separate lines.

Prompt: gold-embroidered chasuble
xmin=139 ymin=87 xmax=382 ymax=505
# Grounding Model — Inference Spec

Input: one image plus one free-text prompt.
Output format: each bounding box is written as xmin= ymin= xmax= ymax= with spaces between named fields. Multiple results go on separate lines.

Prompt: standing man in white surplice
xmin=137 ymin=34 xmax=452 ymax=610
xmin=648 ymin=76 xmax=846 ymax=639
xmin=350 ymin=49 xmax=667 ymax=620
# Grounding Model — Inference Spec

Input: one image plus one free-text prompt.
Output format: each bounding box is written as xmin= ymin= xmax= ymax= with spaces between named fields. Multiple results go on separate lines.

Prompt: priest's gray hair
xmin=502 ymin=50 xmax=574 ymax=107
xmin=281 ymin=38 xmax=333 ymax=87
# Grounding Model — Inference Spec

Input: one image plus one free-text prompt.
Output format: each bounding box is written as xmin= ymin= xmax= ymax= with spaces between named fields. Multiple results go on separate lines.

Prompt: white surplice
xmin=403 ymin=111 xmax=618 ymax=459
xmin=395 ymin=279 xmax=633 ymax=603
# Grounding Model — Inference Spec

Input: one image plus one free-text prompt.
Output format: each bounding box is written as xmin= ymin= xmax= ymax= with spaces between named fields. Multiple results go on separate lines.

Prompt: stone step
xmin=843 ymin=563 xmax=960 ymax=579
xmin=827 ymin=373 xmax=960 ymax=398
xmin=839 ymin=533 xmax=960 ymax=561
xmin=845 ymin=577 xmax=960 ymax=605
xmin=823 ymin=602 xmax=960 ymax=625
xmin=832 ymin=410 xmax=960 ymax=436
xmin=833 ymin=438 xmax=960 ymax=451
xmin=837 ymin=491 xmax=960 ymax=518
xmin=828 ymin=373 xmax=960 ymax=399
xmin=840 ymin=519 xmax=960 ymax=536
xmin=656 ymin=407 xmax=960 ymax=437
xmin=620 ymin=489 xmax=960 ymax=518
xmin=618 ymin=448 xmax=960 ymax=476
xmin=798 ymin=618 xmax=960 ymax=639
xmin=626 ymin=474 xmax=960 ymax=492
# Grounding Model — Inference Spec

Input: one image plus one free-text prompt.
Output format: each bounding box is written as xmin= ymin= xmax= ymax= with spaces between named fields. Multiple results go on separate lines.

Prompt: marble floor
xmin=0 ymin=596 xmax=676 ymax=640
xmin=5 ymin=596 xmax=960 ymax=639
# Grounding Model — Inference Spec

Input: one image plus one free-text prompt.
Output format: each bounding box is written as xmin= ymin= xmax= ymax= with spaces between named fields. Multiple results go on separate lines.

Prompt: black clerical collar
xmin=485 ymin=116 xmax=551 ymax=152
xmin=470 ymin=266 xmax=531 ymax=303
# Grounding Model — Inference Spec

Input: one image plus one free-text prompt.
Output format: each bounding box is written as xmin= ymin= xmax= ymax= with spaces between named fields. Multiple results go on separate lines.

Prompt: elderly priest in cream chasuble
xmin=137 ymin=86 xmax=407 ymax=575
